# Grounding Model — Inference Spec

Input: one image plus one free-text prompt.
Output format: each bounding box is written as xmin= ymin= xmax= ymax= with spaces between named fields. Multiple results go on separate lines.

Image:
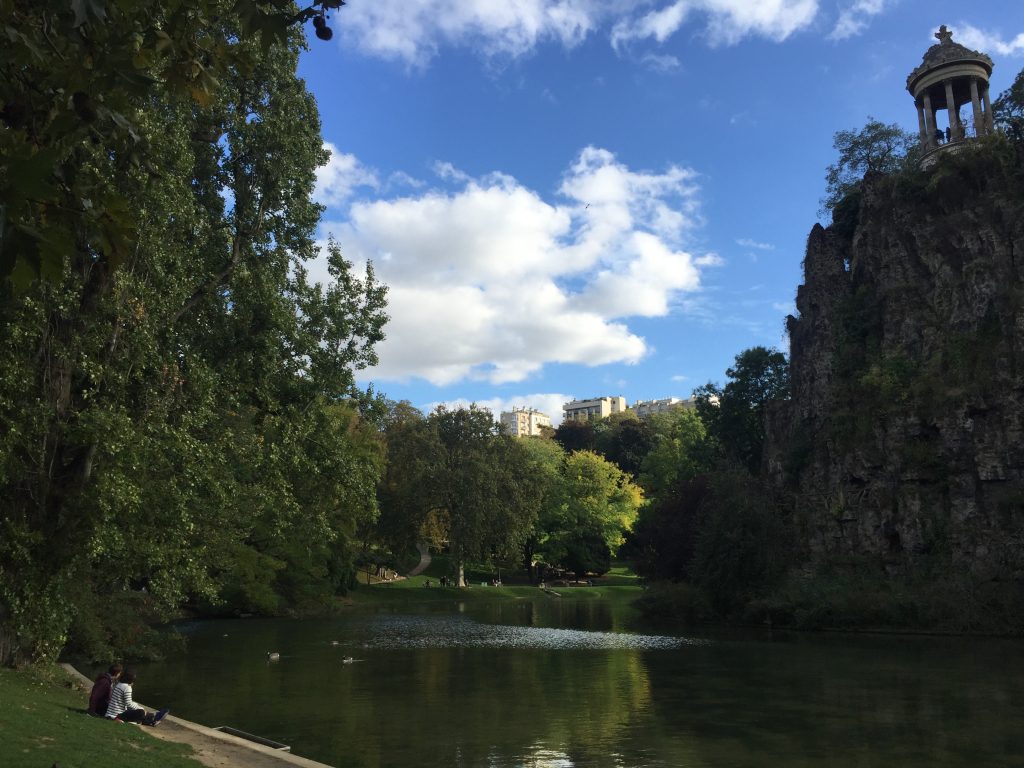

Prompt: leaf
xmin=2 ymin=148 xmax=61 ymax=203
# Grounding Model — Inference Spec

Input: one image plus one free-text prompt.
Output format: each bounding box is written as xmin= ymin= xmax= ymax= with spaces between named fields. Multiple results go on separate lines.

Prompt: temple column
xmin=982 ymin=85 xmax=994 ymax=132
xmin=916 ymin=100 xmax=928 ymax=144
xmin=944 ymin=79 xmax=961 ymax=140
xmin=922 ymin=91 xmax=936 ymax=148
xmin=970 ymin=78 xmax=984 ymax=137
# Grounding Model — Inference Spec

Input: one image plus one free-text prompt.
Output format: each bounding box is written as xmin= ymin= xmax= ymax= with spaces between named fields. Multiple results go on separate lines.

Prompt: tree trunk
xmin=457 ymin=561 xmax=466 ymax=588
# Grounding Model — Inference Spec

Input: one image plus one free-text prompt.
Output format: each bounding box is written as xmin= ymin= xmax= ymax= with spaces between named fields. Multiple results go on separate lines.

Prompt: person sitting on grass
xmin=105 ymin=670 xmax=169 ymax=726
xmin=88 ymin=663 xmax=122 ymax=717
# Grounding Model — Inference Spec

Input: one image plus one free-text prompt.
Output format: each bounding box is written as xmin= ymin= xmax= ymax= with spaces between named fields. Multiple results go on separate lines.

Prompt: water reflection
xmin=359 ymin=614 xmax=700 ymax=650
xmin=133 ymin=606 xmax=1024 ymax=768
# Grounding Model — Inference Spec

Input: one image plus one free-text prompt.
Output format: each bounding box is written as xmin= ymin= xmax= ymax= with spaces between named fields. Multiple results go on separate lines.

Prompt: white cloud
xmin=695 ymin=252 xmax=724 ymax=266
xmin=670 ymin=374 xmax=689 ymax=382
xmin=338 ymin=0 xmax=602 ymax=66
xmin=427 ymin=393 xmax=574 ymax=426
xmin=954 ymin=24 xmax=1024 ymax=57
xmin=612 ymin=0 xmax=818 ymax=50
xmin=314 ymin=142 xmax=379 ymax=207
xmin=641 ymin=52 xmax=683 ymax=72
xmin=736 ymin=238 xmax=775 ymax=250
xmin=315 ymin=147 xmax=708 ymax=386
xmin=336 ymin=1 xmax=820 ymax=65
xmin=828 ymin=0 xmax=886 ymax=41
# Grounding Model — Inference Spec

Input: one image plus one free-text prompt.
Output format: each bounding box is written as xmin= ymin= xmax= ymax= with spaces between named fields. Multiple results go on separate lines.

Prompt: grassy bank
xmin=0 ymin=664 xmax=202 ymax=768
xmin=348 ymin=557 xmax=644 ymax=607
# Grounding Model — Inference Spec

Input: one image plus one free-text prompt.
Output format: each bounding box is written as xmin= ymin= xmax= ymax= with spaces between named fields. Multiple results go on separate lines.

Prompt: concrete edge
xmin=61 ymin=663 xmax=334 ymax=768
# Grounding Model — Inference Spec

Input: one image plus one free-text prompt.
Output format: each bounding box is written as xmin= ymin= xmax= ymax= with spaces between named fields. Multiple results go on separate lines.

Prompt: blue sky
xmin=297 ymin=1 xmax=1024 ymax=423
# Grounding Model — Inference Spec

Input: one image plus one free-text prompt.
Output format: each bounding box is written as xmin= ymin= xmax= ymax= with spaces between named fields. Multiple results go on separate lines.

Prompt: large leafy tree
xmin=0 ymin=0 xmax=347 ymax=286
xmin=695 ymin=346 xmax=789 ymax=475
xmin=0 ymin=24 xmax=387 ymax=664
xmin=429 ymin=406 xmax=537 ymax=586
xmin=638 ymin=407 xmax=709 ymax=502
xmin=533 ymin=450 xmax=643 ymax=577
xmin=820 ymin=117 xmax=916 ymax=214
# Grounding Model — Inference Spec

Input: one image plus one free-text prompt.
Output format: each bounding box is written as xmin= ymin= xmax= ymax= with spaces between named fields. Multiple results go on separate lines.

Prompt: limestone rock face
xmin=766 ymin=149 xmax=1024 ymax=578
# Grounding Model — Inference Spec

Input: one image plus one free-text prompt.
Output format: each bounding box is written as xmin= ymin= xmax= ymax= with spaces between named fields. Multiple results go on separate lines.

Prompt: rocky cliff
xmin=767 ymin=140 xmax=1024 ymax=579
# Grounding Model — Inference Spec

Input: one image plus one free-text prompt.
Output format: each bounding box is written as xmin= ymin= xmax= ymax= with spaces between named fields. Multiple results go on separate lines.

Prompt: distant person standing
xmin=88 ymin=663 xmax=122 ymax=717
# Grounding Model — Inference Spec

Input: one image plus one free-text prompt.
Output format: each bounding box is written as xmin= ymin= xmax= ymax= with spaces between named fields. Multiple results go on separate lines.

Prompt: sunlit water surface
xmin=131 ymin=599 xmax=1024 ymax=767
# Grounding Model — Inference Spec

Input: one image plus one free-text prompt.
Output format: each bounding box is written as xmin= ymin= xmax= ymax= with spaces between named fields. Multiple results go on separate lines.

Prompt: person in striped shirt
xmin=105 ymin=670 xmax=152 ymax=723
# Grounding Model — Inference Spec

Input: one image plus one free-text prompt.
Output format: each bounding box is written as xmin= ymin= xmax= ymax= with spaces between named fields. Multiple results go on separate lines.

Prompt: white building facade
xmin=500 ymin=407 xmax=552 ymax=437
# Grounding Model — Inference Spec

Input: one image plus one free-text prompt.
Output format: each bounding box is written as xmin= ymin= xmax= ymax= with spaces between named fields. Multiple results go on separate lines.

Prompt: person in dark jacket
xmin=88 ymin=663 xmax=123 ymax=717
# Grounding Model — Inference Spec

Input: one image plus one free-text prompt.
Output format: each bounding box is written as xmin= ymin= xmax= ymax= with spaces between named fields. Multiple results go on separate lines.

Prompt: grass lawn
xmin=348 ymin=555 xmax=643 ymax=607
xmin=0 ymin=664 xmax=202 ymax=768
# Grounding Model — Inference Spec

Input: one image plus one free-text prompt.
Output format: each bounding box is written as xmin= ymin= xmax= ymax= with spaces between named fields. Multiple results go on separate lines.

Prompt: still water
xmin=134 ymin=599 xmax=1024 ymax=767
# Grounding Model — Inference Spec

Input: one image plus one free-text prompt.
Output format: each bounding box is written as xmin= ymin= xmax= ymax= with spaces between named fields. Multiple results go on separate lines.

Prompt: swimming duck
xmin=267 ymin=652 xmax=280 ymax=661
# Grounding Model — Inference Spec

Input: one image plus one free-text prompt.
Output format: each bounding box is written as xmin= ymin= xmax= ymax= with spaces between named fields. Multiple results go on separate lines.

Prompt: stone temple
xmin=908 ymin=25 xmax=995 ymax=168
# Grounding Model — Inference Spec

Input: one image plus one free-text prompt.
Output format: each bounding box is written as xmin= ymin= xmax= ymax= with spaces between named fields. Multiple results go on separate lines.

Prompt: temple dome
xmin=907 ymin=27 xmax=993 ymax=93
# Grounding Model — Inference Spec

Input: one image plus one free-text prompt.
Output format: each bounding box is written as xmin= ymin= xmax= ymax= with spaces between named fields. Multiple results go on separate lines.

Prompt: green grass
xmin=348 ymin=555 xmax=643 ymax=606
xmin=0 ymin=664 xmax=203 ymax=768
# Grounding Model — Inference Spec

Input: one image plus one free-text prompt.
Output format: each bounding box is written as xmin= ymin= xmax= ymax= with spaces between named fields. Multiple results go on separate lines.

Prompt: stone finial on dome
xmin=935 ymin=25 xmax=952 ymax=44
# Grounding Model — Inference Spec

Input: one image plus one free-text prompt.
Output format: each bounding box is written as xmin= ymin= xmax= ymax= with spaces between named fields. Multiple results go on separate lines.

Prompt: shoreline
xmin=62 ymin=664 xmax=334 ymax=768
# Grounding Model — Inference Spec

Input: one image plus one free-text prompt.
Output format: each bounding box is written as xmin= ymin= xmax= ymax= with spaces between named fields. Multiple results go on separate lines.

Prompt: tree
xmin=426 ymin=406 xmax=537 ymax=587
xmin=536 ymin=450 xmax=643 ymax=575
xmin=638 ymin=407 xmax=709 ymax=502
xmin=553 ymin=419 xmax=596 ymax=453
xmin=0 ymin=24 xmax=388 ymax=664
xmin=593 ymin=412 xmax=654 ymax=478
xmin=695 ymin=346 xmax=789 ymax=475
xmin=994 ymin=66 xmax=1024 ymax=143
xmin=820 ymin=117 xmax=916 ymax=214
xmin=375 ymin=402 xmax=439 ymax=555
xmin=0 ymin=0 xmax=348 ymax=287
xmin=516 ymin=437 xmax=567 ymax=580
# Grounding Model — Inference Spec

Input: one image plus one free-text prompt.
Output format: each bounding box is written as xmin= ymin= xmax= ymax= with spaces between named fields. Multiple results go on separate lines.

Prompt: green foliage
xmin=0 ymin=0 xmax=347 ymax=287
xmin=553 ymin=419 xmax=597 ymax=453
xmin=993 ymin=65 xmax=1024 ymax=143
xmin=638 ymin=407 xmax=709 ymax=501
xmin=592 ymin=412 xmax=654 ymax=477
xmin=626 ymin=476 xmax=710 ymax=582
xmin=820 ymin=117 xmax=917 ymax=215
xmin=0 ymin=26 xmax=388 ymax=663
xmin=692 ymin=468 xmax=792 ymax=613
xmin=754 ymin=564 xmax=1024 ymax=634
xmin=695 ymin=346 xmax=789 ymax=474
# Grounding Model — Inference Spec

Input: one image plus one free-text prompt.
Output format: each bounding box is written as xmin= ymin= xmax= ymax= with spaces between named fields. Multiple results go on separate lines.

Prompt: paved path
xmin=63 ymin=664 xmax=333 ymax=768
xmin=406 ymin=541 xmax=431 ymax=577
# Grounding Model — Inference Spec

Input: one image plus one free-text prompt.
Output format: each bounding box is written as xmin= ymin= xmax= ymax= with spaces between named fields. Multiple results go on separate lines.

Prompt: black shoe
xmin=151 ymin=708 xmax=170 ymax=726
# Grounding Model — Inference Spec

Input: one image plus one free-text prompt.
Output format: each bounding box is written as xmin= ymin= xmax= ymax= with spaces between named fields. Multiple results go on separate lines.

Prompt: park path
xmin=62 ymin=664 xmax=332 ymax=768
xmin=406 ymin=541 xmax=431 ymax=577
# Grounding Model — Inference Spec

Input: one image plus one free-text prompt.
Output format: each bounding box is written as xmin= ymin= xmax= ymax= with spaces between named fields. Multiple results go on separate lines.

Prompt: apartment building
xmin=562 ymin=396 xmax=627 ymax=423
xmin=500 ymin=407 xmax=552 ymax=437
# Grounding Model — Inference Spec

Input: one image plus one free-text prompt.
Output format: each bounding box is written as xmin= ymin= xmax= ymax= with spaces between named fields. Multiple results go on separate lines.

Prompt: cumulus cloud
xmin=954 ymin=24 xmax=1024 ymax=57
xmin=314 ymin=142 xmax=379 ymax=207
xmin=828 ymin=0 xmax=886 ymax=41
xmin=337 ymin=0 xmax=602 ymax=66
xmin=426 ymin=393 xmax=575 ymax=426
xmin=315 ymin=147 xmax=708 ymax=386
xmin=336 ymin=1 xmax=820 ymax=65
xmin=612 ymin=0 xmax=818 ymax=50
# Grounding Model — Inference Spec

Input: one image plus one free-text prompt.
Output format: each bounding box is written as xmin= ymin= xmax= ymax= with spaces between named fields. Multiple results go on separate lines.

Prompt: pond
xmin=133 ymin=598 xmax=1024 ymax=767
